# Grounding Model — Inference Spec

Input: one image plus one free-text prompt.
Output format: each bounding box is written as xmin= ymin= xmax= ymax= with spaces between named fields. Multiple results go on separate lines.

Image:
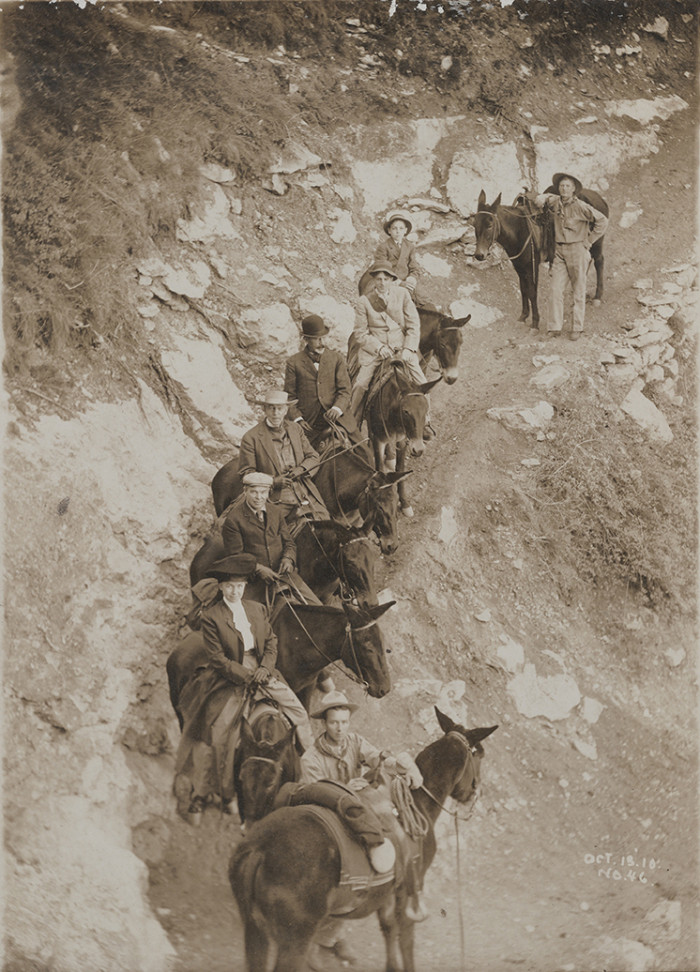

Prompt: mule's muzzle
xmin=443 ymin=368 xmax=458 ymax=385
xmin=407 ymin=439 xmax=425 ymax=458
xmin=474 ymin=252 xmax=486 ymax=261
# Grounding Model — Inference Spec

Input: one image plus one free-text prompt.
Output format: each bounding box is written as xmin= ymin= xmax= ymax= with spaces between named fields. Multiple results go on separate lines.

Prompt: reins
xmin=416 ymin=730 xmax=479 ymax=972
xmin=476 ymin=206 xmax=539 ymax=286
xmin=276 ymin=594 xmax=374 ymax=691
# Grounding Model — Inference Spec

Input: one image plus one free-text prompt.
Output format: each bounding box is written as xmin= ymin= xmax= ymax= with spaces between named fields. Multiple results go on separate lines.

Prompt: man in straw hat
xmin=349 ymin=261 xmax=427 ymax=424
xmin=535 ymin=172 xmax=608 ymax=341
xmin=175 ymin=554 xmax=313 ymax=817
xmin=300 ymin=690 xmax=427 ymax=966
xmin=238 ymin=388 xmax=329 ymax=522
xmin=222 ymin=471 xmax=323 ymax=610
xmin=284 ymin=314 xmax=363 ymax=450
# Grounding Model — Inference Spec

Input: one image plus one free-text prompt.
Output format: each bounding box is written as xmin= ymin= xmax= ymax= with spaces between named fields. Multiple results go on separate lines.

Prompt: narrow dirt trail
xmin=149 ymin=106 xmax=697 ymax=972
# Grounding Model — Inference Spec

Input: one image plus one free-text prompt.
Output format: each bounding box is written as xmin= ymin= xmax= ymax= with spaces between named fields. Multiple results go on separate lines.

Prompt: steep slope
xmin=3 ymin=3 xmax=697 ymax=972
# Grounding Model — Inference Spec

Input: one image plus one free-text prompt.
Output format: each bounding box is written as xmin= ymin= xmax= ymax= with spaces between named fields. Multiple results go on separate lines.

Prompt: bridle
xmin=278 ymin=594 xmax=383 ymax=691
xmin=418 ymin=731 xmax=480 ymax=821
xmin=475 ymin=208 xmax=536 ymax=264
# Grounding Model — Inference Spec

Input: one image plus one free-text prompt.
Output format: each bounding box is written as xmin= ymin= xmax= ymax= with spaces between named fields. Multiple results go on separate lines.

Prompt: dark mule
xmin=167 ymin=599 xmax=395 ymax=728
xmin=543 ymin=183 xmax=609 ymax=304
xmin=229 ymin=708 xmax=498 ymax=972
xmin=358 ymin=271 xmax=471 ymax=384
xmin=189 ymin=518 xmax=379 ymax=607
xmin=235 ymin=707 xmax=300 ymax=826
xmin=365 ymin=364 xmax=441 ymax=518
xmin=313 ymin=441 xmax=411 ymax=555
xmin=473 ymin=189 xmax=543 ymax=328
xmin=211 ymin=459 xmax=243 ymax=517
xmin=211 ymin=443 xmax=410 ymax=556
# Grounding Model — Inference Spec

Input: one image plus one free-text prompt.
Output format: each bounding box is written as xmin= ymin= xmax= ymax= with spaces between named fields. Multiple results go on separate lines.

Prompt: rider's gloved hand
xmin=326 ymin=406 xmax=342 ymax=420
xmin=272 ymin=474 xmax=292 ymax=489
xmin=252 ymin=666 xmax=271 ymax=685
xmin=399 ymin=348 xmax=414 ymax=363
xmin=378 ymin=345 xmax=393 ymax=360
xmin=396 ymin=751 xmax=424 ymax=790
xmin=278 ymin=557 xmax=294 ymax=574
xmin=256 ymin=564 xmax=277 ymax=582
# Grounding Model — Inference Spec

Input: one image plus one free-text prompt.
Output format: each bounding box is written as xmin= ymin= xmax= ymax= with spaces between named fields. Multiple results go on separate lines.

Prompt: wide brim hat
xmin=551 ymin=172 xmax=583 ymax=195
xmin=242 ymin=471 xmax=274 ymax=488
xmin=205 ymin=553 xmax=257 ymax=581
xmin=311 ymin=690 xmax=359 ymax=720
xmin=258 ymin=389 xmax=298 ymax=407
xmin=383 ymin=208 xmax=413 ymax=235
xmin=301 ymin=314 xmax=329 ymax=337
xmin=368 ymin=261 xmax=398 ymax=279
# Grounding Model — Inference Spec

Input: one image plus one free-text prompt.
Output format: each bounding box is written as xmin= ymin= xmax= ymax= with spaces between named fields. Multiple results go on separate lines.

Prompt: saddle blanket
xmin=299 ymin=804 xmax=395 ymax=915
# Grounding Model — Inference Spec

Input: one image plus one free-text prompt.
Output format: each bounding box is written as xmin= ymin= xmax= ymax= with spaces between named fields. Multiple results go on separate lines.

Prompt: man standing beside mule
xmin=536 ymin=172 xmax=608 ymax=341
xmin=284 ymin=314 xmax=362 ymax=450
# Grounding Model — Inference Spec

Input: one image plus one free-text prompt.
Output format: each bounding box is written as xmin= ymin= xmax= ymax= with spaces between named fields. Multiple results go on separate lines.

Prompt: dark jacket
xmin=284 ymin=348 xmax=361 ymax=445
xmin=238 ymin=419 xmax=327 ymax=515
xmin=222 ymin=499 xmax=296 ymax=571
xmin=373 ymin=237 xmax=420 ymax=281
xmin=200 ymin=598 xmax=278 ymax=684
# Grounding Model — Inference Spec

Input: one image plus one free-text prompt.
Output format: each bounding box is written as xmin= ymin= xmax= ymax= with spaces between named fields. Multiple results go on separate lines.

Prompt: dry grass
xmin=534 ymin=378 xmax=697 ymax=612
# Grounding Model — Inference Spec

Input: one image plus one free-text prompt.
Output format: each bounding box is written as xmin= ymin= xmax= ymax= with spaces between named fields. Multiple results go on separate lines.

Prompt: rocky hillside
xmin=3 ymin=3 xmax=697 ymax=971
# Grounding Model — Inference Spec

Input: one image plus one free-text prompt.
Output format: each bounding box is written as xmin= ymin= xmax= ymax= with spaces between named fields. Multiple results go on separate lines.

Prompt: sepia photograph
xmin=2 ymin=1 xmax=697 ymax=970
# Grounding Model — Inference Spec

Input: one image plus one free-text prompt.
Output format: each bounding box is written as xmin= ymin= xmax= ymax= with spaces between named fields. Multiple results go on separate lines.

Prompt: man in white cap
xmin=284 ymin=314 xmax=363 ymax=450
xmin=535 ymin=172 xmax=608 ymax=341
xmin=301 ymin=690 xmax=426 ymax=966
xmin=222 ymin=471 xmax=322 ymax=608
xmin=175 ymin=554 xmax=314 ymax=817
xmin=238 ymin=389 xmax=329 ymax=521
xmin=349 ymin=261 xmax=428 ymax=424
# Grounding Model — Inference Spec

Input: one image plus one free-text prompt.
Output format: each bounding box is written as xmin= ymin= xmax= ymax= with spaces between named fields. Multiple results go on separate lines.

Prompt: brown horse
xmin=473 ymin=189 xmax=543 ymax=328
xmin=189 ymin=517 xmax=379 ymax=608
xmin=167 ymin=599 xmax=395 ymax=725
xmin=235 ymin=707 xmax=300 ymax=826
xmin=211 ymin=443 xmax=410 ymax=556
xmin=358 ymin=270 xmax=471 ymax=383
xmin=230 ymin=708 xmax=497 ymax=972
xmin=365 ymin=363 xmax=441 ymax=518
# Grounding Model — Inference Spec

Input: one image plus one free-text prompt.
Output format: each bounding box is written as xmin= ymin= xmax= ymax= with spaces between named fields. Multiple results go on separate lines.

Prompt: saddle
xmin=275 ymin=778 xmax=424 ymax=917
xmin=362 ymin=359 xmax=413 ymax=426
xmin=513 ymin=191 xmax=555 ymax=265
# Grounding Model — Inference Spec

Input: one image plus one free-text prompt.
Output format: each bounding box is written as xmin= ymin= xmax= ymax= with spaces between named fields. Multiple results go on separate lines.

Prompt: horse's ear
xmin=477 ymin=189 xmax=486 ymax=209
xmin=435 ymin=706 xmax=458 ymax=735
xmin=443 ymin=315 xmax=470 ymax=329
xmin=493 ymin=192 xmax=502 ymax=209
xmin=466 ymin=725 xmax=499 ymax=745
xmin=383 ymin=469 xmax=413 ymax=485
xmin=270 ymin=726 xmax=296 ymax=759
xmin=367 ymin=600 xmax=396 ymax=620
xmin=418 ymin=377 xmax=443 ymax=395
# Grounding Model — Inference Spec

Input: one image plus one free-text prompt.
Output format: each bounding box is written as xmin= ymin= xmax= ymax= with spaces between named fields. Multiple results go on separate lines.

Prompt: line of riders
xmin=170 ymin=176 xmax=603 ymax=969
xmin=174 ymin=208 xmax=442 ymax=965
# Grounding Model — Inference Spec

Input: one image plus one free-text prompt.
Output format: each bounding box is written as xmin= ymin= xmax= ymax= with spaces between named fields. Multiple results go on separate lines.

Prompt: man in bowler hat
xmin=284 ymin=314 xmax=363 ymax=450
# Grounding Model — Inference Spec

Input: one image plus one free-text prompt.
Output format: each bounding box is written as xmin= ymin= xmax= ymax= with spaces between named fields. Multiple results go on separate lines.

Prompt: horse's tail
xmin=229 ymin=840 xmax=266 ymax=929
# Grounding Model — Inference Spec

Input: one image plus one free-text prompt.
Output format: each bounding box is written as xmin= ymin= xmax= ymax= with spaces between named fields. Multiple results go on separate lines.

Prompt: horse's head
xmin=473 ymin=189 xmax=502 ymax=261
xmin=434 ymin=706 xmax=498 ymax=804
xmin=336 ymin=526 xmax=380 ymax=607
xmin=434 ymin=314 xmax=471 ymax=384
xmin=237 ymin=716 xmax=299 ymax=824
xmin=397 ymin=376 xmax=441 ymax=457
xmin=362 ymin=470 xmax=412 ymax=554
xmin=341 ymin=600 xmax=395 ymax=698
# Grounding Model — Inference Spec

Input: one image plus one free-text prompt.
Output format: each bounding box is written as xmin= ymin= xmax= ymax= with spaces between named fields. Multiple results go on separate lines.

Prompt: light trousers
xmin=549 ymin=241 xmax=590 ymax=333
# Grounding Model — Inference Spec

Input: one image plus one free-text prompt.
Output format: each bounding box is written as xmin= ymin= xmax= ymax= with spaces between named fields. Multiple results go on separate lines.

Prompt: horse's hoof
xmin=240 ymin=822 xmax=247 ymax=836
xmin=592 ymin=298 xmax=601 ymax=306
xmin=401 ymin=506 xmax=414 ymax=518
xmin=186 ymin=810 xmax=203 ymax=827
